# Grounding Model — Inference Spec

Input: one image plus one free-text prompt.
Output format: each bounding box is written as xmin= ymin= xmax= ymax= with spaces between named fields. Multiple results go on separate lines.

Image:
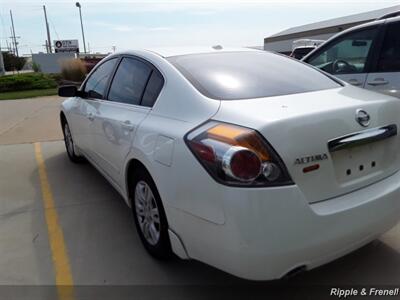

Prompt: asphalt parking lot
xmin=1 ymin=96 xmax=400 ymax=299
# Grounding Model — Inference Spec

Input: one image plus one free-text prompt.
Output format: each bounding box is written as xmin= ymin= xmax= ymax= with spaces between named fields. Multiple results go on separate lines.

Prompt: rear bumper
xmin=170 ymin=171 xmax=400 ymax=280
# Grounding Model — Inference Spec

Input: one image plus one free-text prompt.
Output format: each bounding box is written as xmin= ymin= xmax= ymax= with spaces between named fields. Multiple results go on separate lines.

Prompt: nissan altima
xmin=59 ymin=47 xmax=400 ymax=280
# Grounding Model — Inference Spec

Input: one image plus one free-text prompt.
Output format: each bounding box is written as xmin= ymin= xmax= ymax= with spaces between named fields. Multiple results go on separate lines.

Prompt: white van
xmin=290 ymin=39 xmax=325 ymax=59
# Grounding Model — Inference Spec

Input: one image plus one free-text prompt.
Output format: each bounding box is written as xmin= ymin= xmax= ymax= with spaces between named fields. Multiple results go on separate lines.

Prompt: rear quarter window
xmin=167 ymin=51 xmax=341 ymax=100
xmin=141 ymin=70 xmax=164 ymax=107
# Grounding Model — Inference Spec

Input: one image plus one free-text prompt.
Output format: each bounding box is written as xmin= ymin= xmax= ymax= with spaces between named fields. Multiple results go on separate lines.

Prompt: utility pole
xmin=75 ymin=2 xmax=87 ymax=54
xmin=9 ymin=27 xmax=14 ymax=54
xmin=0 ymin=35 xmax=5 ymax=76
xmin=43 ymin=5 xmax=52 ymax=53
xmin=5 ymin=39 xmax=10 ymax=52
xmin=9 ymin=10 xmax=18 ymax=57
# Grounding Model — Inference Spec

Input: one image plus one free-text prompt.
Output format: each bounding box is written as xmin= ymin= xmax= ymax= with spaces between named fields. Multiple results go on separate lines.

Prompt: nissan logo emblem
xmin=355 ymin=109 xmax=370 ymax=127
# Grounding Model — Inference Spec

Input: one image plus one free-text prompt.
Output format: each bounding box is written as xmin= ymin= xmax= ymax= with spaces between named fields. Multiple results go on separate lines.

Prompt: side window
xmin=108 ymin=57 xmax=152 ymax=105
xmin=377 ymin=22 xmax=400 ymax=72
xmin=141 ymin=71 xmax=164 ymax=107
xmin=307 ymin=27 xmax=378 ymax=75
xmin=84 ymin=58 xmax=117 ymax=99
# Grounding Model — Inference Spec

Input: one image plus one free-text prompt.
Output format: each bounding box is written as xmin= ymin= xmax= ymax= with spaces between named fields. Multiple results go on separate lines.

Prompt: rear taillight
xmin=185 ymin=121 xmax=293 ymax=187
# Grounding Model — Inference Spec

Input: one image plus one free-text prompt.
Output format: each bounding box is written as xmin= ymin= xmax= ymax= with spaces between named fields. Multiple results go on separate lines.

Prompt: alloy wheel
xmin=134 ymin=180 xmax=161 ymax=246
xmin=64 ymin=123 xmax=74 ymax=156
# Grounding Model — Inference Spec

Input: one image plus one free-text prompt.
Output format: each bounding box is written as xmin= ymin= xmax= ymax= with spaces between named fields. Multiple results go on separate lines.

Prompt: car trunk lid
xmin=213 ymin=86 xmax=400 ymax=203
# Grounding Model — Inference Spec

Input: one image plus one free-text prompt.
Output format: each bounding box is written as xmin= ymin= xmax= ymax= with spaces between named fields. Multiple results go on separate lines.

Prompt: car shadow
xmin=30 ymin=146 xmax=400 ymax=291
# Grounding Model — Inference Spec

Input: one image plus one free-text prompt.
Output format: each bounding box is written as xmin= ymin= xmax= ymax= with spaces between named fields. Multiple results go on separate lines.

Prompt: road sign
xmin=54 ymin=40 xmax=79 ymax=53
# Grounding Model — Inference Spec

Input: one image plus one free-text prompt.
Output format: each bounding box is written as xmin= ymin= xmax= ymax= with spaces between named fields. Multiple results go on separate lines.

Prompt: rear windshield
xmin=167 ymin=51 xmax=341 ymax=100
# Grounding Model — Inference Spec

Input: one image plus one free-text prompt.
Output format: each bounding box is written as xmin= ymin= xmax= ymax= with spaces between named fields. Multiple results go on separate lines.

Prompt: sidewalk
xmin=0 ymin=96 xmax=64 ymax=145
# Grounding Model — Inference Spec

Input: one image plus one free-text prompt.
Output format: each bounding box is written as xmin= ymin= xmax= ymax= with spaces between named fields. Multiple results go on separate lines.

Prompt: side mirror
xmin=58 ymin=85 xmax=78 ymax=97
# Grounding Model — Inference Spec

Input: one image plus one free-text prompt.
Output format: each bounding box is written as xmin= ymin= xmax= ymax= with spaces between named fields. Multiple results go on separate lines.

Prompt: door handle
xmin=122 ymin=120 xmax=135 ymax=131
xmin=367 ymin=78 xmax=388 ymax=86
xmin=348 ymin=79 xmax=362 ymax=86
xmin=87 ymin=113 xmax=95 ymax=121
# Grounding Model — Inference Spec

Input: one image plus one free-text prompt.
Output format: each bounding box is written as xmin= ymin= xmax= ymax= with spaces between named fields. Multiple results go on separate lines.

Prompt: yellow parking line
xmin=34 ymin=142 xmax=74 ymax=300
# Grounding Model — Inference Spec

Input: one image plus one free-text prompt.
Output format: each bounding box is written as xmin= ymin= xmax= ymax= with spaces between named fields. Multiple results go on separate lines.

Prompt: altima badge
xmin=355 ymin=109 xmax=370 ymax=127
xmin=294 ymin=154 xmax=328 ymax=165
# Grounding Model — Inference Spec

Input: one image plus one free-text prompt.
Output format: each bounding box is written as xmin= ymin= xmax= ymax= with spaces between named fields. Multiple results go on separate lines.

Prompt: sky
xmin=0 ymin=0 xmax=399 ymax=55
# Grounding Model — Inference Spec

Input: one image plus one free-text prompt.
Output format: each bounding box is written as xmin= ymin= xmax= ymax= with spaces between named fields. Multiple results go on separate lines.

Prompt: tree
xmin=2 ymin=52 xmax=26 ymax=71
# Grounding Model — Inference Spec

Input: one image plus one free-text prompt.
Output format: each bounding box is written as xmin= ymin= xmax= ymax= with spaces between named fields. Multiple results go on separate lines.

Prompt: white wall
xmin=32 ymin=53 xmax=76 ymax=73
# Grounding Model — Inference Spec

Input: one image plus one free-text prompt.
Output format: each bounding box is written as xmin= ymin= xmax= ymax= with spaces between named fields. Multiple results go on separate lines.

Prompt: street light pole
xmin=75 ymin=2 xmax=87 ymax=54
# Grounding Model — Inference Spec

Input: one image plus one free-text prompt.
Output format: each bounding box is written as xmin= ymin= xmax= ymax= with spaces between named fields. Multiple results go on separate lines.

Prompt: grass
xmin=0 ymin=73 xmax=58 ymax=93
xmin=0 ymin=72 xmax=59 ymax=100
xmin=0 ymin=88 xmax=58 ymax=100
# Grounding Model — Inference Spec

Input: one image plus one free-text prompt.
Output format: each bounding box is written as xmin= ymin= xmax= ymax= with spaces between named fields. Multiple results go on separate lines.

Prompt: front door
xmin=77 ymin=57 xmax=119 ymax=158
xmin=91 ymin=56 xmax=154 ymax=182
xmin=365 ymin=21 xmax=400 ymax=98
xmin=304 ymin=26 xmax=379 ymax=88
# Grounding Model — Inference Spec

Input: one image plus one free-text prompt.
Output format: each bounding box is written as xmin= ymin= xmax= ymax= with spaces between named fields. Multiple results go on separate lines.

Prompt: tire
xmin=62 ymin=120 xmax=84 ymax=163
xmin=131 ymin=168 xmax=172 ymax=259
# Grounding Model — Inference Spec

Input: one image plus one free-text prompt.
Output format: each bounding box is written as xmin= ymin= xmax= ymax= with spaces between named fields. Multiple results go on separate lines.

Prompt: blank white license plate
xmin=331 ymin=139 xmax=396 ymax=183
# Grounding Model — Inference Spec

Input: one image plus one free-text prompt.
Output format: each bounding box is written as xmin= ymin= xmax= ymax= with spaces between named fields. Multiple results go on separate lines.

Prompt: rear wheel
xmin=131 ymin=168 xmax=172 ymax=259
xmin=62 ymin=121 xmax=84 ymax=163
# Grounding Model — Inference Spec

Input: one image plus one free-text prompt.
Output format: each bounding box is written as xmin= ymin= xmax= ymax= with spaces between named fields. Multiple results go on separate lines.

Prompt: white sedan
xmin=59 ymin=47 xmax=400 ymax=280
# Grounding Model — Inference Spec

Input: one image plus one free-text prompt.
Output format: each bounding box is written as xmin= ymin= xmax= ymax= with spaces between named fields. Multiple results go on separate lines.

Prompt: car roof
xmin=385 ymin=15 xmax=400 ymax=23
xmin=116 ymin=47 xmax=260 ymax=58
xmin=312 ymin=14 xmax=400 ymax=42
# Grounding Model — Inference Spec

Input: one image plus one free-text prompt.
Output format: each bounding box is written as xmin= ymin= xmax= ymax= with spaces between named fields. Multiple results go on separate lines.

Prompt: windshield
xmin=167 ymin=51 xmax=341 ymax=100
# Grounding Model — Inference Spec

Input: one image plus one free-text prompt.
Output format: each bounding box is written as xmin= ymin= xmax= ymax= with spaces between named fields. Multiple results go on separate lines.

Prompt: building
xmin=264 ymin=5 xmax=400 ymax=55
xmin=32 ymin=52 xmax=76 ymax=73
xmin=246 ymin=46 xmax=264 ymax=50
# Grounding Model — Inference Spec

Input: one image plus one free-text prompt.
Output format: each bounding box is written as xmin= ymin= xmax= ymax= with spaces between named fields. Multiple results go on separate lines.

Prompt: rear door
xmin=305 ymin=26 xmax=380 ymax=88
xmin=91 ymin=56 xmax=164 ymax=183
xmin=365 ymin=21 xmax=400 ymax=98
